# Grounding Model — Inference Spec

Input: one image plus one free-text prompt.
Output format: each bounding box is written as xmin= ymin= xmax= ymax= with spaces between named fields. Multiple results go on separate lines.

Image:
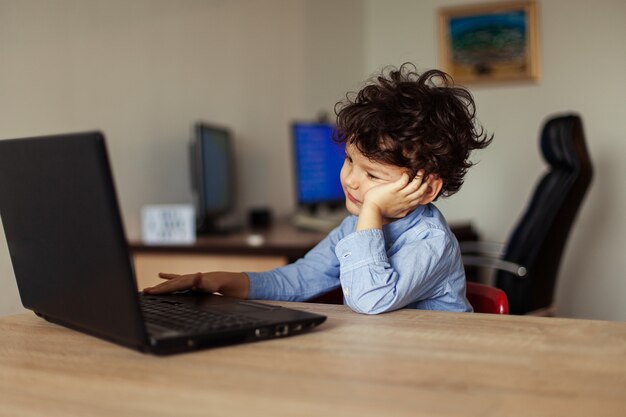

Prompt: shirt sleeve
xmin=245 ymin=219 xmax=350 ymax=301
xmin=334 ymin=227 xmax=455 ymax=314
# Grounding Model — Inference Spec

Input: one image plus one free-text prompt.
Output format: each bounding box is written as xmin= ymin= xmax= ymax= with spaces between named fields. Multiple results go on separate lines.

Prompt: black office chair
xmin=461 ymin=114 xmax=593 ymax=315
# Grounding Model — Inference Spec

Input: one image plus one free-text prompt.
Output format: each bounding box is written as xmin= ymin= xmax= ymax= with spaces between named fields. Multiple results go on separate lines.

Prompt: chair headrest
xmin=540 ymin=114 xmax=584 ymax=171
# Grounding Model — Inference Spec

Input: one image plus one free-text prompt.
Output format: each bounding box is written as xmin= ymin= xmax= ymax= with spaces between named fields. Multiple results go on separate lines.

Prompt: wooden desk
xmin=130 ymin=221 xmax=479 ymax=289
xmin=1 ymin=303 xmax=625 ymax=417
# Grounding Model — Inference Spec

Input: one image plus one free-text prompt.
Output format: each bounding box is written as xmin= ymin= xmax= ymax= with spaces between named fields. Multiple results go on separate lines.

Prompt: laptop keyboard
xmin=140 ymin=296 xmax=268 ymax=333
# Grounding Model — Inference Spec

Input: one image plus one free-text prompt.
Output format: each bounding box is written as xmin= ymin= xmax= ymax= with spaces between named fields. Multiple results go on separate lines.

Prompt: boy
xmin=144 ymin=63 xmax=492 ymax=314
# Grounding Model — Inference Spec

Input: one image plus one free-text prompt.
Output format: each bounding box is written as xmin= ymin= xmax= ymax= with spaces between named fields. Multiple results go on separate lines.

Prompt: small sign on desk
xmin=141 ymin=205 xmax=196 ymax=244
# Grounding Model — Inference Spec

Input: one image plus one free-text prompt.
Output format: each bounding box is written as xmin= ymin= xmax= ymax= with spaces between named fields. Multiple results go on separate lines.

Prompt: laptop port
xmin=275 ymin=324 xmax=289 ymax=336
xmin=255 ymin=328 xmax=270 ymax=338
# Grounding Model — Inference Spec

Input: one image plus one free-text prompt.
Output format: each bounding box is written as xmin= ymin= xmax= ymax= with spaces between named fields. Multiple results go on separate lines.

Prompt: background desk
xmin=130 ymin=220 xmax=479 ymax=289
xmin=1 ymin=303 xmax=625 ymax=417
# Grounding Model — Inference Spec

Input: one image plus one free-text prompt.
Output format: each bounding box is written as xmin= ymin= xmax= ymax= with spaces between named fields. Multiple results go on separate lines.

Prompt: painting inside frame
xmin=438 ymin=1 xmax=540 ymax=84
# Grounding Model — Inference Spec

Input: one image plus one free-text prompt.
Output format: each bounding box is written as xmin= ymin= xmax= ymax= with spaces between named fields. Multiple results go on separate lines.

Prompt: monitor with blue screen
xmin=291 ymin=122 xmax=346 ymax=210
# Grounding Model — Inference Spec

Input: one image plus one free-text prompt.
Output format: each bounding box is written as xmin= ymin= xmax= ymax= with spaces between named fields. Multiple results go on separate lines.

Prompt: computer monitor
xmin=190 ymin=122 xmax=236 ymax=234
xmin=291 ymin=122 xmax=346 ymax=212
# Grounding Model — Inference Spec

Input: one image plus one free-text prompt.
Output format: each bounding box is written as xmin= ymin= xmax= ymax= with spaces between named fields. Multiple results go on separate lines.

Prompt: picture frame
xmin=438 ymin=1 xmax=540 ymax=84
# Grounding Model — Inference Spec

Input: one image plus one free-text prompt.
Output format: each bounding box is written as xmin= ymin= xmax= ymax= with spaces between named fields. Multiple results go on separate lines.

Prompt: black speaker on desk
xmin=249 ymin=208 xmax=273 ymax=229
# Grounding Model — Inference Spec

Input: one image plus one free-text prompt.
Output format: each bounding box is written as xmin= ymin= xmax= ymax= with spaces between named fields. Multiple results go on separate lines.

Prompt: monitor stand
xmin=290 ymin=205 xmax=349 ymax=233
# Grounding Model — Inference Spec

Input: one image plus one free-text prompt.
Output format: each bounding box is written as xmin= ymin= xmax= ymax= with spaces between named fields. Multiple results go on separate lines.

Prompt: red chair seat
xmin=466 ymin=281 xmax=509 ymax=314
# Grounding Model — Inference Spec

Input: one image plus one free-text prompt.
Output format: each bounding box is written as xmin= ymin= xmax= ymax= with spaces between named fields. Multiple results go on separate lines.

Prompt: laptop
xmin=0 ymin=131 xmax=326 ymax=355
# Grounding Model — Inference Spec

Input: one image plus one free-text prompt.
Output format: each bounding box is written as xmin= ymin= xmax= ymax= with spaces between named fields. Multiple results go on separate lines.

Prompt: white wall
xmin=0 ymin=0 xmax=364 ymax=316
xmin=365 ymin=0 xmax=626 ymax=320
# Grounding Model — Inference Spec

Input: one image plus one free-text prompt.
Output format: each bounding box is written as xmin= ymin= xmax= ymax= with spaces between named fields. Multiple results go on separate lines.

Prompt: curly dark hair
xmin=334 ymin=63 xmax=492 ymax=198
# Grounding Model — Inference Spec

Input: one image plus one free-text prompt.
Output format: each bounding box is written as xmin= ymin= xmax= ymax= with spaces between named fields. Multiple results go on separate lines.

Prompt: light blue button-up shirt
xmin=246 ymin=204 xmax=472 ymax=314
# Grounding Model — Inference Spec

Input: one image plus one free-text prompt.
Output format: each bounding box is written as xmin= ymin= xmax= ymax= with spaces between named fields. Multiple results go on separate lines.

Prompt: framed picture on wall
xmin=438 ymin=0 xmax=540 ymax=84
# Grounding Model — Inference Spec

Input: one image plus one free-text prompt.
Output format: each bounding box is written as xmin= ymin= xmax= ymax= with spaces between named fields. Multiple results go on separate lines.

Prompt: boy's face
xmin=340 ymin=144 xmax=408 ymax=216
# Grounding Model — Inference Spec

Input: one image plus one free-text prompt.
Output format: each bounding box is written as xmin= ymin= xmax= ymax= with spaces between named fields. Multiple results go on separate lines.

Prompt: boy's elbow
xmin=347 ymin=303 xmax=381 ymax=315
xmin=345 ymin=294 xmax=399 ymax=315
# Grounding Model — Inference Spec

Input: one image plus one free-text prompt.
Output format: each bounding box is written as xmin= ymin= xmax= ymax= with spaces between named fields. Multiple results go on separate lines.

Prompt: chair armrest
xmin=459 ymin=241 xmax=506 ymax=256
xmin=461 ymin=255 xmax=528 ymax=277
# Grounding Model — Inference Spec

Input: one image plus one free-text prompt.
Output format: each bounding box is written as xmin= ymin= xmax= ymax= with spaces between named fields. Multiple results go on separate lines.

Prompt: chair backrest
xmin=497 ymin=114 xmax=593 ymax=314
xmin=466 ymin=282 xmax=509 ymax=314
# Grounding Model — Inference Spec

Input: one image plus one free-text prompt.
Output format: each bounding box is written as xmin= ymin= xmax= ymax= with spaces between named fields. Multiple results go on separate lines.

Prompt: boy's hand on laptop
xmin=143 ymin=271 xmax=250 ymax=299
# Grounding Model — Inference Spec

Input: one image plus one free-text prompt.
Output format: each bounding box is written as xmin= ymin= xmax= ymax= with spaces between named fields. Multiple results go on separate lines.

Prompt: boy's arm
xmin=143 ymin=218 xmax=350 ymax=301
xmin=335 ymin=225 xmax=460 ymax=314
xmin=245 ymin=221 xmax=348 ymax=301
